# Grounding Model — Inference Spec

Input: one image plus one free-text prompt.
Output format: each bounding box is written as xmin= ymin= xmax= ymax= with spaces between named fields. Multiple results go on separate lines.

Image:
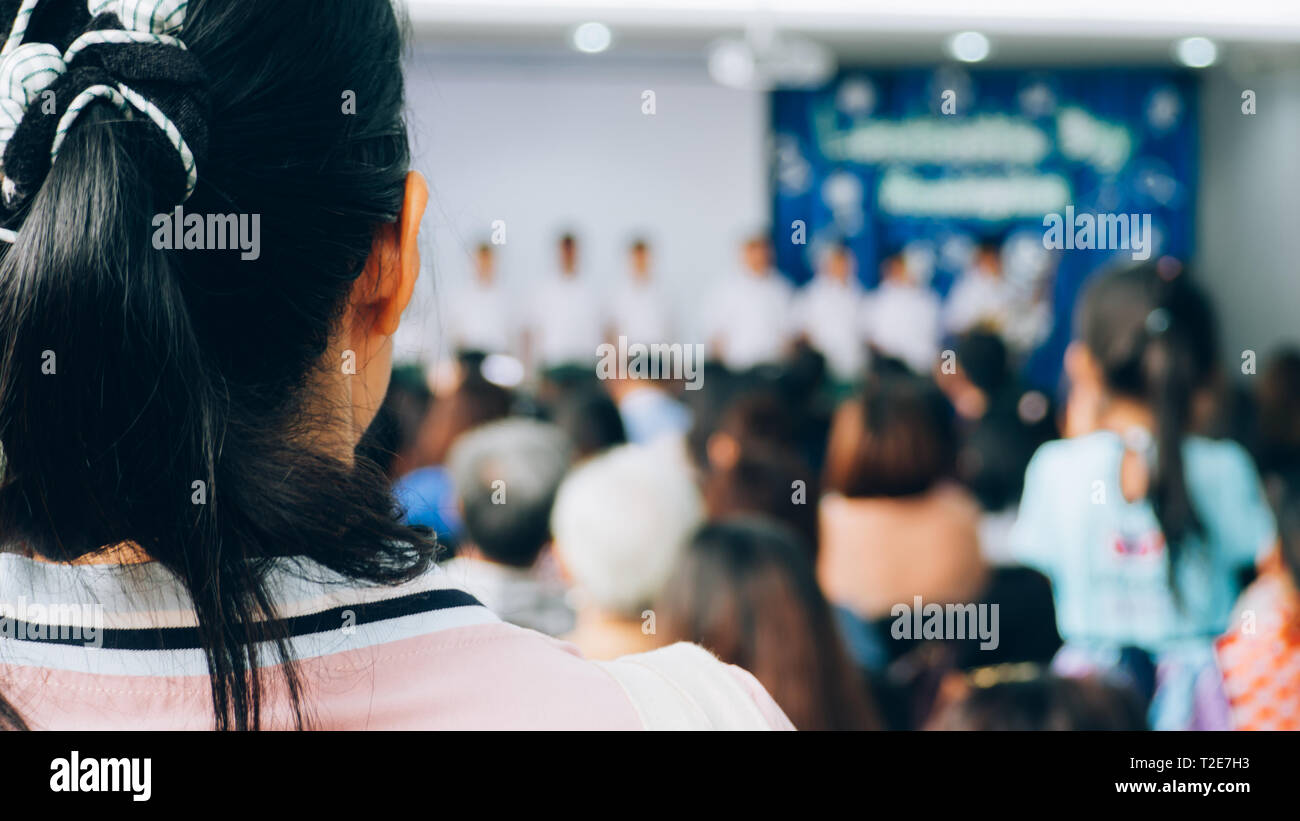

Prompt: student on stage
xmin=943 ymin=239 xmax=1015 ymax=337
xmin=609 ymin=237 xmax=672 ymax=347
xmin=444 ymin=242 xmax=515 ymax=357
xmin=792 ymin=240 xmax=868 ymax=386
xmin=525 ymin=233 xmax=606 ymax=376
xmin=705 ymin=234 xmax=794 ymax=373
xmin=860 ymin=251 xmax=941 ymax=375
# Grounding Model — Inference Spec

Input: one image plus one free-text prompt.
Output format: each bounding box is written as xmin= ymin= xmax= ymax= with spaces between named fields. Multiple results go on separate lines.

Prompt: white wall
xmin=394 ymin=49 xmax=769 ymax=362
xmin=1198 ymin=65 xmax=1300 ymax=366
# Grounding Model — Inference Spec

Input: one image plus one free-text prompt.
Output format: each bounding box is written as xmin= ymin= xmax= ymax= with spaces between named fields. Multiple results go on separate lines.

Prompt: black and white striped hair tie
xmin=0 ymin=0 xmax=205 ymax=244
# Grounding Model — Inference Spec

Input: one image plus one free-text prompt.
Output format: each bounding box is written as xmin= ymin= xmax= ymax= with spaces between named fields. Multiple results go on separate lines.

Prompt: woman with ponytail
xmin=0 ymin=0 xmax=789 ymax=730
xmin=1010 ymin=262 xmax=1275 ymax=730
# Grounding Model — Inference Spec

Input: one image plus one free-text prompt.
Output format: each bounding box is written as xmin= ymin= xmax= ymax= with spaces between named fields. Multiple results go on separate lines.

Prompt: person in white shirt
xmin=706 ymin=235 xmax=793 ymax=372
xmin=445 ymin=242 xmax=514 ymax=356
xmin=609 ymin=238 xmax=672 ymax=346
xmin=792 ymin=241 xmax=867 ymax=383
xmin=526 ymin=233 xmax=605 ymax=373
xmin=943 ymin=241 xmax=1014 ymax=336
xmin=860 ymin=252 xmax=941 ymax=375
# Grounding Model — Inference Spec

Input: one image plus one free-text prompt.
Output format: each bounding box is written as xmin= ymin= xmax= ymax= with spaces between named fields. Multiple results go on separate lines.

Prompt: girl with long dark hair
xmin=1010 ymin=262 xmax=1275 ymax=729
xmin=0 ymin=0 xmax=789 ymax=730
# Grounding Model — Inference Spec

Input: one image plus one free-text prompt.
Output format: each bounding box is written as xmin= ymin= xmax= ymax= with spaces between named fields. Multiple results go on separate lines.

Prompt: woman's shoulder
xmin=596 ymin=642 xmax=795 ymax=730
xmin=1027 ymin=432 xmax=1118 ymax=469
xmin=1182 ymin=435 xmax=1256 ymax=477
xmin=266 ymin=563 xmax=793 ymax=730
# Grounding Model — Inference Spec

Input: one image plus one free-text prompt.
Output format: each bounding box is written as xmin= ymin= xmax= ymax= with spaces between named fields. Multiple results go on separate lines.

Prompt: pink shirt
xmin=0 ymin=554 xmax=791 ymax=730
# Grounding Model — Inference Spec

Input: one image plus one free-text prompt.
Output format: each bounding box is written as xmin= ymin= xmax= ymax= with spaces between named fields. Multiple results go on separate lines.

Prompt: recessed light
xmin=948 ymin=31 xmax=990 ymax=63
xmin=572 ymin=22 xmax=612 ymax=54
xmin=1175 ymin=36 xmax=1217 ymax=68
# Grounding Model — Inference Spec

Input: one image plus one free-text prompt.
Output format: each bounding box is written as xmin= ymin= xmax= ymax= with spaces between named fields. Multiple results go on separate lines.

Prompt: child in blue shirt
xmin=1011 ymin=262 xmax=1275 ymax=729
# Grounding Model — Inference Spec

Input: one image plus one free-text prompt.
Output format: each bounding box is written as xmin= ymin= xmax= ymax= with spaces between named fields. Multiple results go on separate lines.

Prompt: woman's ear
xmin=354 ymin=171 xmax=429 ymax=337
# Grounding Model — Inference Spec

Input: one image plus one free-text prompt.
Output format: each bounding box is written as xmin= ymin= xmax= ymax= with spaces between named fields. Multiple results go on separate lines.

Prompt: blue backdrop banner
xmin=771 ymin=67 xmax=1199 ymax=389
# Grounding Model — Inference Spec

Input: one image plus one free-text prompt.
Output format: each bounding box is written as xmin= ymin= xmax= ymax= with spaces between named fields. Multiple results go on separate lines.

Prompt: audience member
xmin=550 ymin=443 xmax=704 ymax=659
xmin=704 ymin=445 xmax=820 ymax=561
xmin=443 ymin=420 xmax=575 ymax=635
xmin=1217 ymin=468 xmax=1300 ymax=729
xmin=929 ymin=670 xmax=1147 ymax=731
xmin=1254 ymin=348 xmax=1300 ymax=480
xmin=550 ymin=385 xmax=627 ymax=461
xmin=659 ymin=517 xmax=880 ymax=730
xmin=819 ymin=370 xmax=988 ymax=623
xmin=1012 ymin=262 xmax=1275 ymax=730
xmin=393 ymin=362 xmax=512 ymax=542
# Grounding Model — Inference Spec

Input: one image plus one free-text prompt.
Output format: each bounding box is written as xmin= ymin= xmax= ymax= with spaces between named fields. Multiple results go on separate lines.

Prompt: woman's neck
xmin=23 ymin=542 xmax=152 ymax=566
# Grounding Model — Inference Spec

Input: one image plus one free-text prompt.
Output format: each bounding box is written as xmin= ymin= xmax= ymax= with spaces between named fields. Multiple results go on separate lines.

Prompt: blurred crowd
xmin=369 ymin=234 xmax=1300 ymax=731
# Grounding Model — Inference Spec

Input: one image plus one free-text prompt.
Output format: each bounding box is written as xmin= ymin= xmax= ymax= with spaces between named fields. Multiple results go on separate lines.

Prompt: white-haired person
xmin=551 ymin=443 xmax=704 ymax=660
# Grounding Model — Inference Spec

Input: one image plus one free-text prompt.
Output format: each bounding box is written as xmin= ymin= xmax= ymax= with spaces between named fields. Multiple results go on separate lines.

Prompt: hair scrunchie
xmin=0 ymin=0 xmax=209 ymax=243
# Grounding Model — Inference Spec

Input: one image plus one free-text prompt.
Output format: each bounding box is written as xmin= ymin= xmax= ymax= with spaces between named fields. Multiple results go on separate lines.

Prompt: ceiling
xmin=403 ymin=0 xmax=1300 ymax=69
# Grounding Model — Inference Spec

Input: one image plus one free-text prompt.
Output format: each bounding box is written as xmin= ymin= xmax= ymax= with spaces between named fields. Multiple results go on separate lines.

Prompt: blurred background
xmin=394 ymin=0 xmax=1300 ymax=372
xmin=373 ymin=0 xmax=1300 ymax=731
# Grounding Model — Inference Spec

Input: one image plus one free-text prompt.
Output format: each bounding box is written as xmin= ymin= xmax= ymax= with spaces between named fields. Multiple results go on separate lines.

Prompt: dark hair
xmin=551 ymin=387 xmax=626 ymax=461
xmin=976 ymin=238 xmax=1003 ymax=260
xmin=954 ymin=330 xmax=1009 ymax=399
xmin=711 ymin=391 xmax=798 ymax=457
xmin=447 ymin=420 xmax=572 ymax=567
xmin=824 ymin=371 xmax=957 ymax=498
xmin=1078 ymin=262 xmax=1217 ymax=566
xmin=658 ymin=517 xmax=879 ymax=730
xmin=422 ymin=370 xmax=512 ymax=466
xmin=1256 ymin=348 xmax=1300 ymax=478
xmin=0 ymin=0 xmax=430 ymax=730
xmin=930 ymin=672 xmax=1146 ymax=731
xmin=957 ymin=410 xmax=1043 ymax=512
xmin=682 ymin=363 xmax=743 ymax=469
xmin=1270 ymin=469 xmax=1300 ymax=590
xmin=704 ymin=446 xmax=820 ymax=560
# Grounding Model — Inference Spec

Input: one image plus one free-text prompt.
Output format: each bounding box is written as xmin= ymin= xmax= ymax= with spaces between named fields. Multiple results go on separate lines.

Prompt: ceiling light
xmin=572 ymin=22 xmax=612 ymax=54
xmin=1174 ymin=36 xmax=1217 ymax=68
xmin=948 ymin=31 xmax=990 ymax=63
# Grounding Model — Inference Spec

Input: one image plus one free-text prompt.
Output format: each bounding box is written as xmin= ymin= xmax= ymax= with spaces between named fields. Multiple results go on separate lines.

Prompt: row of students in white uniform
xmin=442 ymin=232 xmax=1017 ymax=381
